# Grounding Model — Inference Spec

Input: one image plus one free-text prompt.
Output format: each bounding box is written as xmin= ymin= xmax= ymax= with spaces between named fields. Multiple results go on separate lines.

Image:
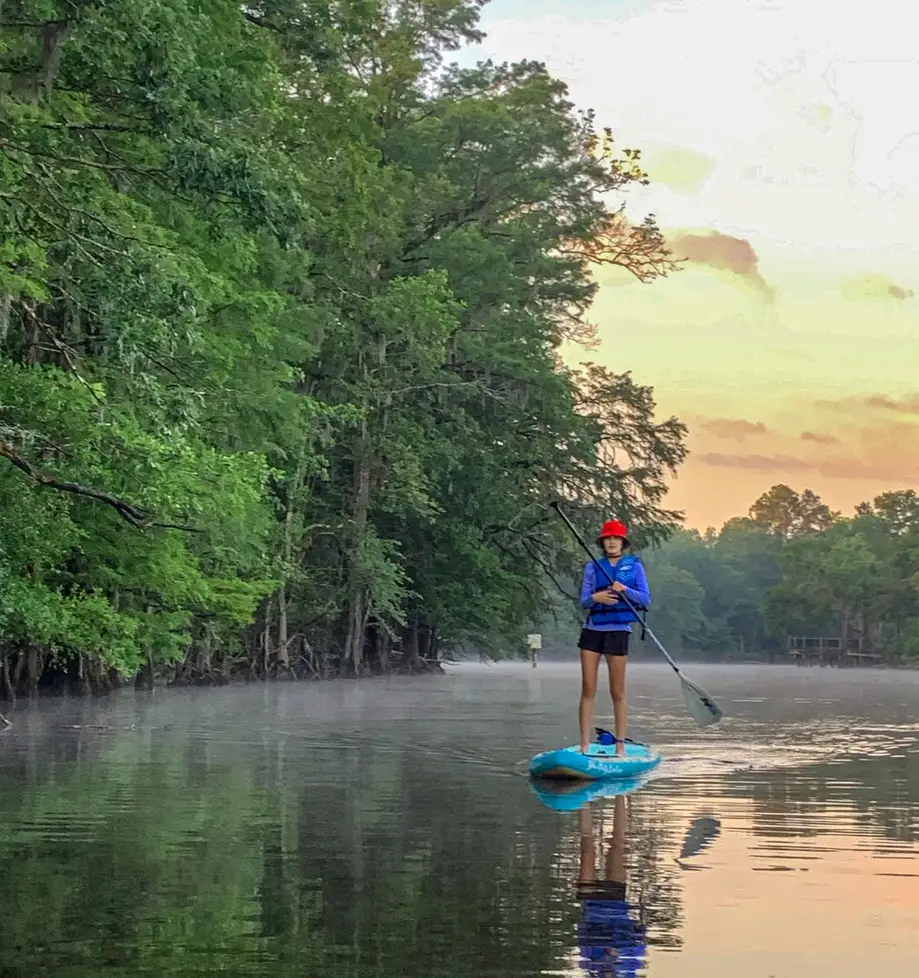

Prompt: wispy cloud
xmin=697 ymin=452 xmax=811 ymax=472
xmin=800 ymin=430 xmax=839 ymax=445
xmin=700 ymin=417 xmax=768 ymax=441
xmin=816 ymin=393 xmax=919 ymax=415
xmin=698 ymin=421 xmax=919 ymax=485
xmin=840 ymin=274 xmax=915 ymax=302
xmin=863 ymin=394 xmax=919 ymax=414
xmin=640 ymin=142 xmax=715 ymax=195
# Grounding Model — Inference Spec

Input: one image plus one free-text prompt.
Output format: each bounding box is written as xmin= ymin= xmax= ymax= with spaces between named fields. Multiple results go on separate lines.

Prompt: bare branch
xmin=39 ymin=123 xmax=138 ymax=132
xmin=0 ymin=440 xmax=200 ymax=532
xmin=0 ymin=138 xmax=162 ymax=176
xmin=561 ymin=209 xmax=682 ymax=283
xmin=242 ymin=12 xmax=284 ymax=33
xmin=520 ymin=537 xmax=576 ymax=600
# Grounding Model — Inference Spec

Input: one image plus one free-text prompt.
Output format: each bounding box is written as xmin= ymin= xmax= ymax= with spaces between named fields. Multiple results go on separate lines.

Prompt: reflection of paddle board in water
xmin=577 ymin=881 xmax=647 ymax=978
xmin=530 ymin=775 xmax=649 ymax=812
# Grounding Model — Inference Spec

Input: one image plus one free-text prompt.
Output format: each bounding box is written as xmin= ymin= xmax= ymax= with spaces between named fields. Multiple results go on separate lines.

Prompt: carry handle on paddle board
xmin=596 ymin=727 xmax=643 ymax=746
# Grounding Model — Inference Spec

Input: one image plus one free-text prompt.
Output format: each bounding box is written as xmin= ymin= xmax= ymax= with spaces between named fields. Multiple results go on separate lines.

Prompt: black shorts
xmin=579 ymin=628 xmax=629 ymax=656
xmin=576 ymin=879 xmax=628 ymax=902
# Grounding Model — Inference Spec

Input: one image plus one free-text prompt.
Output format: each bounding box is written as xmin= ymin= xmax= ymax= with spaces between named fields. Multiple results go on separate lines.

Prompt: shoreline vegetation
xmin=1 ymin=1 xmax=688 ymax=705
xmin=2 ymin=5 xmax=917 ymax=715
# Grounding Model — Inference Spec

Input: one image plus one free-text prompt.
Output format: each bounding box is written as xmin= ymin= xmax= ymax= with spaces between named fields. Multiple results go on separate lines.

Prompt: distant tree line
xmin=535 ymin=486 xmax=919 ymax=665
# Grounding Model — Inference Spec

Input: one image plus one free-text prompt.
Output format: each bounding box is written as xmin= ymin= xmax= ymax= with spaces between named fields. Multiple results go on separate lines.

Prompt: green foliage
xmin=749 ymin=484 xmax=837 ymax=539
xmin=606 ymin=487 xmax=919 ymax=665
xmin=766 ymin=491 xmax=919 ymax=660
xmin=1 ymin=0 xmax=687 ymax=691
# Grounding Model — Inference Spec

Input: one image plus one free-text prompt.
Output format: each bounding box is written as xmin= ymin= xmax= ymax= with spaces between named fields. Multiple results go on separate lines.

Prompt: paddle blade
xmin=680 ymin=674 xmax=723 ymax=727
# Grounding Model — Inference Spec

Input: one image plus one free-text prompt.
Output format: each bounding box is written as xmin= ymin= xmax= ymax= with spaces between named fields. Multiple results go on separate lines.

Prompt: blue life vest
xmin=586 ymin=555 xmax=647 ymax=631
xmin=578 ymin=893 xmax=647 ymax=977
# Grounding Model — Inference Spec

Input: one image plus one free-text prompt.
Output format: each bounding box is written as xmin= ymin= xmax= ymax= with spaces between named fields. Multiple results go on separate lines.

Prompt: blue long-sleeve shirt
xmin=579 ymin=559 xmax=651 ymax=631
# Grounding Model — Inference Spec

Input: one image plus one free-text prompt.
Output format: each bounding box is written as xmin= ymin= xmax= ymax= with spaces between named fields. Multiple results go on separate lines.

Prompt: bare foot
xmin=615 ymin=744 xmax=625 ymax=757
xmin=580 ymin=743 xmax=590 ymax=754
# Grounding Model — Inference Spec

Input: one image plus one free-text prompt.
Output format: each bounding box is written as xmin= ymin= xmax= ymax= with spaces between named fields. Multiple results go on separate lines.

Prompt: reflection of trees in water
xmin=0 ymin=730 xmax=595 ymax=977
xmin=0 ymin=745 xmax=269 ymax=975
xmin=3 ymin=724 xmax=702 ymax=978
xmin=6 ymin=695 xmax=918 ymax=977
xmin=721 ymin=746 xmax=919 ymax=846
xmin=284 ymin=750 xmax=582 ymax=976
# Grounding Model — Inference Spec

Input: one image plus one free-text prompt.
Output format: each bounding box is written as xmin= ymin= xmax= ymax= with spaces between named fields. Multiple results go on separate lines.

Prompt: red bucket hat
xmin=597 ymin=519 xmax=630 ymax=548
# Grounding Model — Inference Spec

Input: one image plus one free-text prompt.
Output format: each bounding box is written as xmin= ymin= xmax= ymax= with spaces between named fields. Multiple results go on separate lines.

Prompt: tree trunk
xmin=403 ymin=619 xmax=420 ymax=672
xmin=277 ymin=582 xmax=290 ymax=671
xmin=344 ymin=417 xmax=372 ymax=676
xmin=277 ymin=459 xmax=303 ymax=673
xmin=345 ymin=587 xmax=367 ymax=676
xmin=377 ymin=630 xmax=391 ymax=673
xmin=0 ymin=646 xmax=13 ymax=703
xmin=26 ymin=644 xmax=41 ymax=695
xmin=135 ymin=600 xmax=155 ymax=690
xmin=263 ymin=594 xmax=274 ymax=679
xmin=0 ymin=294 xmax=10 ymax=347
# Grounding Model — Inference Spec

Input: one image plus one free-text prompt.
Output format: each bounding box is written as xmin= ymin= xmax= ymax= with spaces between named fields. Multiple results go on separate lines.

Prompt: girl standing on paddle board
xmin=578 ymin=520 xmax=651 ymax=756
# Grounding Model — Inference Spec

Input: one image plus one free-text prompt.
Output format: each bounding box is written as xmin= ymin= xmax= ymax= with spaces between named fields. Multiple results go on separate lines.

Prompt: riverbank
xmin=0 ymin=652 xmax=446 ymax=717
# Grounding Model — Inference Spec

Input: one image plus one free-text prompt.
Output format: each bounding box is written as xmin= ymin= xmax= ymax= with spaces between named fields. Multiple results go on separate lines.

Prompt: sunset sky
xmin=459 ymin=0 xmax=919 ymax=529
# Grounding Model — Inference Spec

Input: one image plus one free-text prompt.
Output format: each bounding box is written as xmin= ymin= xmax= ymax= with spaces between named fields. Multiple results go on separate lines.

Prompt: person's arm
xmin=579 ymin=561 xmax=597 ymax=609
xmin=620 ymin=560 xmax=651 ymax=609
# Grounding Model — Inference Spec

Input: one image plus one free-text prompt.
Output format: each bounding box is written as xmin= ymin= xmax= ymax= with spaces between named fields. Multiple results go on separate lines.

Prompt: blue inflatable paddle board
xmin=530 ymin=774 xmax=650 ymax=812
xmin=529 ymin=738 xmax=661 ymax=782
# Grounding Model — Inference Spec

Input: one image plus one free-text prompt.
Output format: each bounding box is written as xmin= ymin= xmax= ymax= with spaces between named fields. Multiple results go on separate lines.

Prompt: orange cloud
xmin=668 ymin=230 xmax=774 ymax=300
xmin=814 ymin=393 xmax=919 ymax=416
xmin=697 ymin=452 xmax=811 ymax=472
xmin=816 ymin=455 xmax=919 ymax=484
xmin=800 ymin=430 xmax=839 ymax=445
xmin=700 ymin=418 xmax=768 ymax=441
xmin=863 ymin=394 xmax=919 ymax=414
xmin=697 ymin=421 xmax=919 ymax=485
xmin=668 ymin=409 xmax=919 ymax=528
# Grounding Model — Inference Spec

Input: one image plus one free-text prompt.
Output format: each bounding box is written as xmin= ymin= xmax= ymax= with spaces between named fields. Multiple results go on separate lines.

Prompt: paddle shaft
xmin=550 ymin=501 xmax=681 ymax=674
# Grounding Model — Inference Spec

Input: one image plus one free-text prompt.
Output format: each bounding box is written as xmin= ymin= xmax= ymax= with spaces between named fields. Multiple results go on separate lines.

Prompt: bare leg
xmin=605 ymin=794 xmax=627 ymax=883
xmin=579 ymin=649 xmax=601 ymax=753
xmin=579 ymin=805 xmax=597 ymax=884
xmin=606 ymin=654 xmax=628 ymax=755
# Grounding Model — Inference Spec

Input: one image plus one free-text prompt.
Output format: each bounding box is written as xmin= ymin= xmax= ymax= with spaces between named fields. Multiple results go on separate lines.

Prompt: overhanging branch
xmin=0 ymin=441 xmax=200 ymax=532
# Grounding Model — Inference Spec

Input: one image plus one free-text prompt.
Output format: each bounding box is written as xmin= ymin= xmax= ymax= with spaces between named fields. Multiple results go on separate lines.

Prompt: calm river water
xmin=1 ymin=662 xmax=918 ymax=977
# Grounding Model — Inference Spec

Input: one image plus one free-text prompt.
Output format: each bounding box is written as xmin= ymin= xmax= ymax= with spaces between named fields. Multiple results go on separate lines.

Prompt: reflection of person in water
xmin=576 ymin=795 xmax=647 ymax=978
